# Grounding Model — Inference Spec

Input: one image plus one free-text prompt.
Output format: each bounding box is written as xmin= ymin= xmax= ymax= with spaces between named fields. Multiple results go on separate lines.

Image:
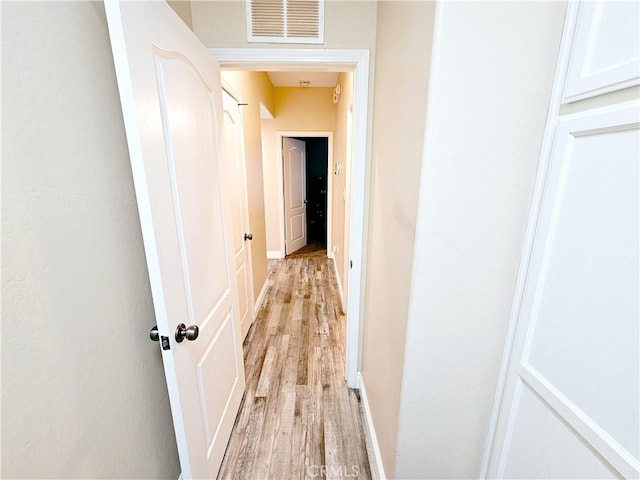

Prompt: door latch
xmin=150 ymin=325 xmax=171 ymax=350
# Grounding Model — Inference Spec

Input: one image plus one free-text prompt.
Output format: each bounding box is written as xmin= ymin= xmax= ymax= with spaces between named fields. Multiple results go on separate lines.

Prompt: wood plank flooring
xmin=218 ymin=250 xmax=372 ymax=480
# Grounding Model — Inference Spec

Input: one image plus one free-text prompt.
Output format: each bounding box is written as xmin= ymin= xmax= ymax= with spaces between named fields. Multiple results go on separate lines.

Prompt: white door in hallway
xmin=105 ymin=2 xmax=245 ymax=478
xmin=221 ymin=89 xmax=255 ymax=339
xmin=485 ymin=3 xmax=639 ymax=478
xmin=283 ymin=137 xmax=307 ymax=254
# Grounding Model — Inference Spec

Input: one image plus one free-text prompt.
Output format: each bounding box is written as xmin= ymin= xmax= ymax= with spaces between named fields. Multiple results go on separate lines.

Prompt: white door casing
xmin=211 ymin=49 xmax=369 ymax=388
xmin=283 ymin=137 xmax=307 ymax=254
xmin=105 ymin=2 xmax=245 ymax=478
xmin=483 ymin=2 xmax=640 ymax=478
xmin=221 ymin=87 xmax=255 ymax=339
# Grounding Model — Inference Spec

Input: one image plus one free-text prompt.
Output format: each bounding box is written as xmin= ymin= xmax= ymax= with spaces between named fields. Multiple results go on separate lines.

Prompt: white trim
xmin=331 ymin=256 xmax=345 ymax=313
xmin=358 ymin=373 xmax=387 ymax=480
xmin=253 ymin=276 xmax=270 ymax=319
xmin=267 ymin=250 xmax=285 ymax=259
xmin=259 ymin=102 xmax=273 ymax=120
xmin=221 ymin=78 xmax=243 ymax=105
xmin=177 ymin=474 xmax=183 ymax=480
xmin=210 ymin=48 xmax=370 ymax=388
xmin=278 ymin=131 xmax=333 ymax=257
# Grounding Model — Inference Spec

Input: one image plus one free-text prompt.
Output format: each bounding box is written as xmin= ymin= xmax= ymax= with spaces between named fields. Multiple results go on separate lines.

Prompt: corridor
xmin=218 ymin=250 xmax=372 ymax=479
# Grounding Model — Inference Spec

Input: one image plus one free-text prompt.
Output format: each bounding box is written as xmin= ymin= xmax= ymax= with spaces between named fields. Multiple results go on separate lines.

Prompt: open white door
xmin=283 ymin=137 xmax=307 ymax=254
xmin=221 ymin=89 xmax=255 ymax=339
xmin=105 ymin=2 xmax=245 ymax=478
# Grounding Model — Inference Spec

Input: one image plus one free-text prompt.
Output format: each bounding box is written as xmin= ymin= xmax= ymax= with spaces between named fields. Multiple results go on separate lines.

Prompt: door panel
xmin=488 ymin=103 xmax=639 ymax=479
xmin=564 ymin=2 xmax=640 ymax=102
xmin=196 ymin=311 xmax=241 ymax=449
xmin=525 ymin=124 xmax=639 ymax=454
xmin=156 ymin=55 xmax=230 ymax=322
xmin=105 ymin=2 xmax=245 ymax=478
xmin=221 ymin=89 xmax=255 ymax=339
xmin=503 ymin=383 xmax=621 ymax=479
xmin=284 ymin=137 xmax=307 ymax=253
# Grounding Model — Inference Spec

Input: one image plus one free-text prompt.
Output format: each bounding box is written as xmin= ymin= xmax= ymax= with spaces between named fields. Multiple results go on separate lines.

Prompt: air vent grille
xmin=247 ymin=0 xmax=324 ymax=44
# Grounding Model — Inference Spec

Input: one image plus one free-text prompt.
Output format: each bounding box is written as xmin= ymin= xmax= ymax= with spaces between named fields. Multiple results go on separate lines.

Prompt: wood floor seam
xmin=218 ymin=250 xmax=371 ymax=480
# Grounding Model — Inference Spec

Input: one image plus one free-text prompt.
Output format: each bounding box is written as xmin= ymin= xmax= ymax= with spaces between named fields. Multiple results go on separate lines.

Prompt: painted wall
xmin=221 ymin=71 xmax=275 ymax=303
xmin=191 ymin=1 xmax=376 ymax=50
xmin=332 ymin=72 xmax=354 ymax=308
xmin=261 ymin=87 xmax=338 ymax=255
xmin=359 ymin=2 xmax=436 ymax=475
xmin=167 ymin=0 xmax=193 ymax=29
xmin=1 ymin=2 xmax=180 ymax=478
xmin=395 ymin=2 xmax=567 ymax=478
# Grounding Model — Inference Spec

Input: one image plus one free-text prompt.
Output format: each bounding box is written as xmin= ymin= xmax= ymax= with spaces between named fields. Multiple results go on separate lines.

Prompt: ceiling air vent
xmin=247 ymin=0 xmax=324 ymax=44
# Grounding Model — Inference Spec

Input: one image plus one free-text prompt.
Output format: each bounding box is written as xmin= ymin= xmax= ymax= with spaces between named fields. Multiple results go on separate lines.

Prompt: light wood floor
xmin=218 ymin=250 xmax=372 ymax=480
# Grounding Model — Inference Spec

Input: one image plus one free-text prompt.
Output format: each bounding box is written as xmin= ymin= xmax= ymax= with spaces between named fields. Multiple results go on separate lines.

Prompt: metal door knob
xmin=150 ymin=325 xmax=159 ymax=342
xmin=244 ymin=233 xmax=253 ymax=241
xmin=175 ymin=323 xmax=199 ymax=342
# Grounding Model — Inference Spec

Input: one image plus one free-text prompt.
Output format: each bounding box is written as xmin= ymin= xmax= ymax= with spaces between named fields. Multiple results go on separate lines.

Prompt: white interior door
xmin=283 ymin=137 xmax=307 ymax=254
xmin=485 ymin=4 xmax=639 ymax=477
xmin=221 ymin=89 xmax=255 ymax=339
xmin=105 ymin=2 xmax=245 ymax=478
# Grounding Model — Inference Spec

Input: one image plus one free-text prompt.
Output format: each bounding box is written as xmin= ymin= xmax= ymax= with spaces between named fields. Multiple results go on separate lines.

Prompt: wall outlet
xmin=332 ymin=245 xmax=338 ymax=254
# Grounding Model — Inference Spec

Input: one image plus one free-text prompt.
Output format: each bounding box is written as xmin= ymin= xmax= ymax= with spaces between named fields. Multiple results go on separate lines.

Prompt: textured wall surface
xmin=191 ymin=1 xmax=377 ymax=50
xmin=2 ymin=2 xmax=180 ymax=478
xmin=261 ymin=87 xmax=338 ymax=254
xmin=360 ymin=2 xmax=436 ymax=475
xmin=332 ymin=72 xmax=354 ymax=304
xmin=396 ymin=2 xmax=567 ymax=478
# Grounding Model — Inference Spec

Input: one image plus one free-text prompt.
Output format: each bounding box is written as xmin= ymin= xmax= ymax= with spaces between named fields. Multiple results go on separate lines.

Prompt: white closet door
xmin=484 ymin=2 xmax=640 ymax=478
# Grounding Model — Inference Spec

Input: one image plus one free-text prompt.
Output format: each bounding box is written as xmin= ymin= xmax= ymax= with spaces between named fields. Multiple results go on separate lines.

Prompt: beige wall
xmin=167 ymin=0 xmax=193 ymax=29
xmin=360 ymin=2 xmax=436 ymax=475
xmin=395 ymin=2 xmax=567 ymax=478
xmin=191 ymin=1 xmax=376 ymax=49
xmin=332 ymin=72 xmax=354 ymax=305
xmin=221 ymin=71 xmax=275 ymax=302
xmin=261 ymin=87 xmax=338 ymax=254
xmin=1 ymin=2 xmax=180 ymax=478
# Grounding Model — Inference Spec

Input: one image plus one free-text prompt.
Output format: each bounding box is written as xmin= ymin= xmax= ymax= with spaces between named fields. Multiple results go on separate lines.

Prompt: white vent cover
xmin=247 ymin=0 xmax=324 ymax=44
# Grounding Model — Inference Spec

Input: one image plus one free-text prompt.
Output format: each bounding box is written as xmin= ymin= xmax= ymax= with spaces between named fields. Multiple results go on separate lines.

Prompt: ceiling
xmin=267 ymin=71 xmax=340 ymax=88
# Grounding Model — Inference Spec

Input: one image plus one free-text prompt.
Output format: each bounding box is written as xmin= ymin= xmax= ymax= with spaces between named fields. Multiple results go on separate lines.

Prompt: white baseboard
xmin=358 ymin=373 xmax=387 ymax=480
xmin=331 ymin=256 xmax=345 ymax=312
xmin=253 ymin=278 xmax=269 ymax=318
xmin=267 ymin=250 xmax=284 ymax=259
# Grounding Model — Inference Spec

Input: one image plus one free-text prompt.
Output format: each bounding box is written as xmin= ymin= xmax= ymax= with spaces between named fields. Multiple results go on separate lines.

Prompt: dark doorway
xmin=294 ymin=137 xmax=328 ymax=248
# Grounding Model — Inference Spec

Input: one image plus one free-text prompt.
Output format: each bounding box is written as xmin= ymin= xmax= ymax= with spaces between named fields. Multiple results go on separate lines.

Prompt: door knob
xmin=244 ymin=233 xmax=253 ymax=241
xmin=175 ymin=323 xmax=199 ymax=342
xmin=150 ymin=325 xmax=159 ymax=342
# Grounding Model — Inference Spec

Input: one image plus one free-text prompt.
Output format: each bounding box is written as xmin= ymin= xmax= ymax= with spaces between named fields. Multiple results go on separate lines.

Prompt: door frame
xmin=210 ymin=48 xmax=369 ymax=388
xmin=279 ymin=132 xmax=333 ymax=257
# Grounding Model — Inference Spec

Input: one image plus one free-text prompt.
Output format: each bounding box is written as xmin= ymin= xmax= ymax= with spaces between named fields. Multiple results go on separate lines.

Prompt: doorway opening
xmin=282 ymin=134 xmax=332 ymax=258
xmin=212 ymin=48 xmax=369 ymax=388
xmin=298 ymin=137 xmax=328 ymax=250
